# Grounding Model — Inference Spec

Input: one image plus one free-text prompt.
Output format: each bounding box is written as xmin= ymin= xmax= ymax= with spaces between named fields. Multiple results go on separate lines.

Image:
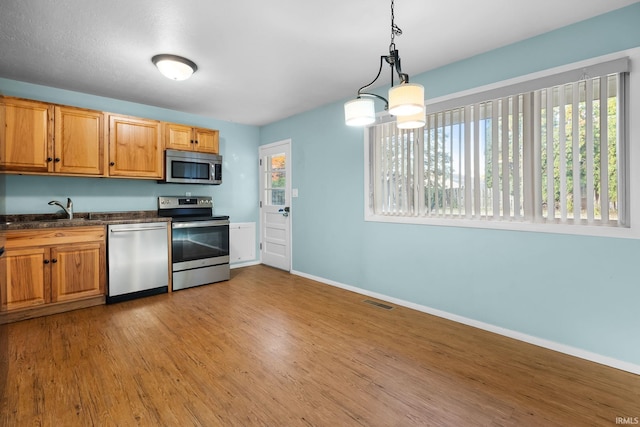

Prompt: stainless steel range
xmin=158 ymin=196 xmax=230 ymax=290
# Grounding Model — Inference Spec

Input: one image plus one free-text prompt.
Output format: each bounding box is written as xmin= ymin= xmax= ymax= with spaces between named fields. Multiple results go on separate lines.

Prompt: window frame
xmin=364 ymin=49 xmax=640 ymax=240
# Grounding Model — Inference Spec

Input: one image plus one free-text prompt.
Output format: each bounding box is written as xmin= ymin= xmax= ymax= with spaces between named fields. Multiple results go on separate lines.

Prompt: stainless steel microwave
xmin=164 ymin=149 xmax=222 ymax=185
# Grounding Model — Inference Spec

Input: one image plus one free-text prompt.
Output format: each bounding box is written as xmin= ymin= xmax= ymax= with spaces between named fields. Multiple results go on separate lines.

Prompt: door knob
xmin=279 ymin=207 xmax=290 ymax=217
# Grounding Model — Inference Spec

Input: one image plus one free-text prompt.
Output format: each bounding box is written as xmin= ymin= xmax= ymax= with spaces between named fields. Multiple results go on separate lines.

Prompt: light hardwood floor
xmin=0 ymin=265 xmax=638 ymax=426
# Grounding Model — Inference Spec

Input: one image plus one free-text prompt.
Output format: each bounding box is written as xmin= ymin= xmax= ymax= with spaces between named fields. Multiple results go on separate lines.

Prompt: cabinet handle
xmin=51 ymin=258 xmax=58 ymax=263
xmin=47 ymin=157 xmax=53 ymax=162
xmin=44 ymin=259 xmax=50 ymax=264
xmin=54 ymin=157 xmax=61 ymax=162
xmin=190 ymin=139 xmax=194 ymax=144
xmin=110 ymin=162 xmax=115 ymax=166
xmin=194 ymin=140 xmax=198 ymax=144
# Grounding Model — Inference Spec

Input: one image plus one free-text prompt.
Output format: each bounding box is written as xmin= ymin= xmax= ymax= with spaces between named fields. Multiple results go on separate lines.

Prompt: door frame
xmin=259 ymin=139 xmax=292 ymax=271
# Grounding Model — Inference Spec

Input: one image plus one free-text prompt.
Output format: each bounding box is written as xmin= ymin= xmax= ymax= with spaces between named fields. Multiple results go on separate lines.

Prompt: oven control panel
xmin=158 ymin=196 xmax=213 ymax=209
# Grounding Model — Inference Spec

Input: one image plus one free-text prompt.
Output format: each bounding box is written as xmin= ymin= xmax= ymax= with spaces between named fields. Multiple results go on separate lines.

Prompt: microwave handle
xmin=212 ymin=163 xmax=222 ymax=181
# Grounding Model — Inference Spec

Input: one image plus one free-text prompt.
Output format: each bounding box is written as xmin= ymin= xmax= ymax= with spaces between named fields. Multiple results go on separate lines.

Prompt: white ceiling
xmin=0 ymin=0 xmax=637 ymax=126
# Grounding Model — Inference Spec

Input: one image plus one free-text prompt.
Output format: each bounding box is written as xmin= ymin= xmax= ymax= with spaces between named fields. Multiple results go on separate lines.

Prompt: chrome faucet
xmin=48 ymin=198 xmax=73 ymax=219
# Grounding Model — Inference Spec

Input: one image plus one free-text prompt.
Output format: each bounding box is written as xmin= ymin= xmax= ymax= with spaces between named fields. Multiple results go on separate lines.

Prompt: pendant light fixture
xmin=152 ymin=54 xmax=198 ymax=81
xmin=344 ymin=0 xmax=425 ymax=129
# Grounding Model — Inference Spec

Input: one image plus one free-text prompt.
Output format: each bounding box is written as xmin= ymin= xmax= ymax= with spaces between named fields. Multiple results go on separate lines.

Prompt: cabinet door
xmin=50 ymin=242 xmax=105 ymax=303
xmin=194 ymin=128 xmax=219 ymax=154
xmin=0 ymin=247 xmax=49 ymax=311
xmin=108 ymin=115 xmax=162 ymax=178
xmin=165 ymin=123 xmax=195 ymax=151
xmin=54 ymin=106 xmax=105 ymax=175
xmin=0 ymin=97 xmax=53 ymax=172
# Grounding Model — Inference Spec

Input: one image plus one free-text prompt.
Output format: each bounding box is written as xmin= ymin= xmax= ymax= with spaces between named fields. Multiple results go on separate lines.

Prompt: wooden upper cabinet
xmin=0 ymin=97 xmax=53 ymax=172
xmin=164 ymin=123 xmax=193 ymax=151
xmin=109 ymin=115 xmax=163 ymax=179
xmin=165 ymin=122 xmax=219 ymax=154
xmin=0 ymin=97 xmax=105 ymax=175
xmin=195 ymin=128 xmax=219 ymax=154
xmin=54 ymin=106 xmax=105 ymax=175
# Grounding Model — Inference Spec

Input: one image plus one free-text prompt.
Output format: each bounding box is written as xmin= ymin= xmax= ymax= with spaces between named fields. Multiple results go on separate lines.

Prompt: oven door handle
xmin=172 ymin=220 xmax=229 ymax=229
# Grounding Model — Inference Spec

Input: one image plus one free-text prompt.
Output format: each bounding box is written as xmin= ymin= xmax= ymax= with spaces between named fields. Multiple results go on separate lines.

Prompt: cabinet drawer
xmin=6 ymin=226 xmax=106 ymax=249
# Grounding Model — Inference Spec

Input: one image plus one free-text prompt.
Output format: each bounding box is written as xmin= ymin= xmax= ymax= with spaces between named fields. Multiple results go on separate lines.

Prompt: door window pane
xmin=265 ymin=153 xmax=286 ymax=206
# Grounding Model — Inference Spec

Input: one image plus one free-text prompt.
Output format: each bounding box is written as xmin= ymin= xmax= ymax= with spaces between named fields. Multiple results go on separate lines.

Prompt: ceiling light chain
xmin=390 ymin=0 xmax=402 ymax=50
xmin=344 ymin=0 xmax=425 ymax=129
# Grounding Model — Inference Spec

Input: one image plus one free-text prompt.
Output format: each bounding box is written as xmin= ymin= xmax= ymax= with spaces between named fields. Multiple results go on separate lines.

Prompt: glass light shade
xmin=152 ymin=55 xmax=197 ymax=81
xmin=396 ymin=110 xmax=425 ymax=129
xmin=388 ymin=83 xmax=424 ymax=116
xmin=344 ymin=98 xmax=376 ymax=126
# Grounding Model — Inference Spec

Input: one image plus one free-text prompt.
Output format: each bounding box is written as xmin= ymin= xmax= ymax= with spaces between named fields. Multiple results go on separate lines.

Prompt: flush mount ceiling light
xmin=344 ymin=0 xmax=425 ymax=129
xmin=151 ymin=54 xmax=198 ymax=81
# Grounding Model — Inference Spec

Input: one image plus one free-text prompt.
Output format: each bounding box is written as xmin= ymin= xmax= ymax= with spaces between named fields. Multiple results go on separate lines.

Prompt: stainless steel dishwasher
xmin=107 ymin=222 xmax=169 ymax=303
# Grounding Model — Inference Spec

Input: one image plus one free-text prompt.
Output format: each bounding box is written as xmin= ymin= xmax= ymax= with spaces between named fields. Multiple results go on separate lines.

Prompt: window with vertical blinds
xmin=369 ymin=58 xmax=629 ymax=228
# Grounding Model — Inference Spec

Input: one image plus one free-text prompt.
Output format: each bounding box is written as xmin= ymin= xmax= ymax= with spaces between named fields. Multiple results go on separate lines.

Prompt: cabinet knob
xmin=44 ymin=259 xmax=50 ymax=264
xmin=110 ymin=162 xmax=115 ymax=166
xmin=47 ymin=157 xmax=53 ymax=162
xmin=194 ymin=140 xmax=198 ymax=144
xmin=51 ymin=258 xmax=58 ymax=264
xmin=190 ymin=140 xmax=194 ymax=144
xmin=54 ymin=157 xmax=61 ymax=162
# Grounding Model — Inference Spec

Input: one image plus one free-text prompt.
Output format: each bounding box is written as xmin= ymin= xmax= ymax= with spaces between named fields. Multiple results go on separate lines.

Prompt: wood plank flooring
xmin=0 ymin=265 xmax=638 ymax=426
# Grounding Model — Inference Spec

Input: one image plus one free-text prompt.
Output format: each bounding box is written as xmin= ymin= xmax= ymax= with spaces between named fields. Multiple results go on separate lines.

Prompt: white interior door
xmin=259 ymin=140 xmax=291 ymax=271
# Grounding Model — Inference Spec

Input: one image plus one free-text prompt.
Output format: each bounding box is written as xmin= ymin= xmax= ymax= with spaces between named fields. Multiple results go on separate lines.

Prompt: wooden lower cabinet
xmin=0 ymin=226 xmax=106 ymax=323
xmin=1 ymin=246 xmax=49 ymax=310
xmin=51 ymin=241 xmax=104 ymax=303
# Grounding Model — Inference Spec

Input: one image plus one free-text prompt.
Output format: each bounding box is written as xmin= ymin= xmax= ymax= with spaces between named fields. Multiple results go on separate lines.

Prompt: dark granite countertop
xmin=1 ymin=211 xmax=170 ymax=230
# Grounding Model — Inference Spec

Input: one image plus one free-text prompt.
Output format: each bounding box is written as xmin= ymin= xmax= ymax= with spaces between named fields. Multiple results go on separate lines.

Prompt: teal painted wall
xmin=0 ymin=79 xmax=261 ymax=260
xmin=260 ymin=4 xmax=640 ymax=366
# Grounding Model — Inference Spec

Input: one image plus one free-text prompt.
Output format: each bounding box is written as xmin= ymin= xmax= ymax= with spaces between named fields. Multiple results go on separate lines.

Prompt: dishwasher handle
xmin=110 ymin=225 xmax=167 ymax=233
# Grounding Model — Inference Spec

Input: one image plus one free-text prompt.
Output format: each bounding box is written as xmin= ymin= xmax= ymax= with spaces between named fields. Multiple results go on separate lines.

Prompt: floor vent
xmin=363 ymin=299 xmax=394 ymax=310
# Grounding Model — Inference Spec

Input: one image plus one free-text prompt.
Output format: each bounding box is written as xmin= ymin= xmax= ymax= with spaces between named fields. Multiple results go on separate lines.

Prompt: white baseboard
xmin=231 ymin=260 xmax=261 ymax=269
xmin=291 ymin=269 xmax=640 ymax=376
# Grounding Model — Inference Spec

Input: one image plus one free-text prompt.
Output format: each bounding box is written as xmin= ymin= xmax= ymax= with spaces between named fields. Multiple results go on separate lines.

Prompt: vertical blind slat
xmin=513 ymin=95 xmax=521 ymax=219
xmin=546 ymin=88 xmax=555 ymax=221
xmin=600 ymin=76 xmax=609 ymax=223
xmin=464 ymin=106 xmax=472 ymax=218
xmin=443 ymin=111 xmax=449 ymax=216
xmin=559 ymin=85 xmax=567 ymax=222
xmin=473 ymin=104 xmax=481 ymax=218
xmin=585 ymin=80 xmax=595 ymax=222
xmin=373 ymin=126 xmax=380 ymax=213
xmin=417 ymin=129 xmax=422 ymax=215
xmin=533 ymin=91 xmax=543 ymax=220
xmin=385 ymin=123 xmax=391 ymax=214
xmin=491 ymin=101 xmax=500 ymax=219
xmin=434 ymin=113 xmax=440 ymax=215
xmin=572 ymin=82 xmax=582 ymax=221
xmin=501 ymin=98 xmax=511 ymax=218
